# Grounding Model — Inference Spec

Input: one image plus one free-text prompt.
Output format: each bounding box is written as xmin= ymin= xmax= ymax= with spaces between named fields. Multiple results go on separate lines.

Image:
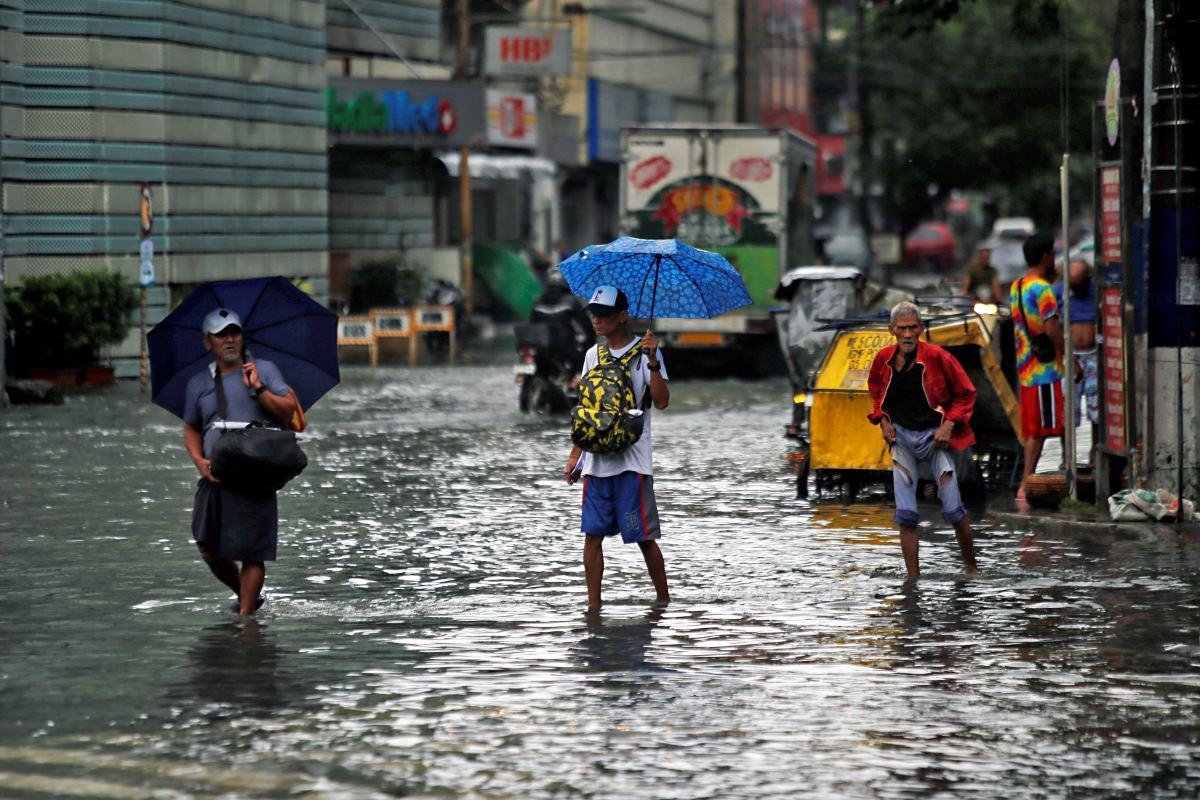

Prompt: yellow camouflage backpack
xmin=570 ymin=343 xmax=651 ymax=454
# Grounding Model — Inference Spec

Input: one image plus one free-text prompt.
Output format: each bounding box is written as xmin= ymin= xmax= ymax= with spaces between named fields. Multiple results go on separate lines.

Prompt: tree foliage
xmin=5 ymin=271 xmax=135 ymax=368
xmin=860 ymin=0 xmax=1113 ymax=233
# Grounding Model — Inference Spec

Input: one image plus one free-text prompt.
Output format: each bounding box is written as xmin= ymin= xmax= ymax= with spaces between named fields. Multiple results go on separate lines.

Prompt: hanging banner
xmin=1101 ymin=287 xmax=1127 ymax=453
xmin=1101 ymin=167 xmax=1121 ymax=264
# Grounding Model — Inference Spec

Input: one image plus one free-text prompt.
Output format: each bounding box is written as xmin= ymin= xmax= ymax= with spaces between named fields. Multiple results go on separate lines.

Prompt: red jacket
xmin=867 ymin=341 xmax=977 ymax=450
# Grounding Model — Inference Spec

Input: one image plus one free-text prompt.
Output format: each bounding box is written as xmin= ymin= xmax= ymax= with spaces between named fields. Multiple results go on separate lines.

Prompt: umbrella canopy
xmin=148 ymin=277 xmax=339 ymax=420
xmin=557 ymin=237 xmax=752 ymax=320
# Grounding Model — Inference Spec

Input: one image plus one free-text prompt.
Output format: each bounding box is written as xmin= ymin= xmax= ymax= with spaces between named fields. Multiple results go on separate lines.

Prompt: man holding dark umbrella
xmin=183 ymin=308 xmax=297 ymax=616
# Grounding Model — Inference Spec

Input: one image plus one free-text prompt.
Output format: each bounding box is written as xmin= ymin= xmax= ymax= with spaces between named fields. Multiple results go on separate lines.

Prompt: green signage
xmin=327 ymin=89 xmax=388 ymax=134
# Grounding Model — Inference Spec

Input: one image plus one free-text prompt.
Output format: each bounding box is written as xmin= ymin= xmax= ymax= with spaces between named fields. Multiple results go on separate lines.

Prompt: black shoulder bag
xmin=1017 ymin=279 xmax=1058 ymax=363
xmin=209 ymin=370 xmax=308 ymax=493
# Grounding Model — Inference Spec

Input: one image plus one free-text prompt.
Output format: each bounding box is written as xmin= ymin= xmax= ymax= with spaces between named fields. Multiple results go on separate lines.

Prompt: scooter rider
xmin=531 ymin=269 xmax=593 ymax=374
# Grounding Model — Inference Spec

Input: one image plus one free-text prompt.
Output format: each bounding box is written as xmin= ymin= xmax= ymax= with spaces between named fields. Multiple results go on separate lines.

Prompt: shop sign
xmin=326 ymin=79 xmax=484 ymax=148
xmin=1101 ymin=166 xmax=1121 ymax=263
xmin=485 ymin=26 xmax=571 ymax=77
xmin=1102 ymin=287 xmax=1127 ymax=453
xmin=486 ymin=90 xmax=537 ymax=149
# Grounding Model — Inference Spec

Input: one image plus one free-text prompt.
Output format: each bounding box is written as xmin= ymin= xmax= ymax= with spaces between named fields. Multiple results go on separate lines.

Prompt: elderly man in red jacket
xmin=867 ymin=301 xmax=981 ymax=580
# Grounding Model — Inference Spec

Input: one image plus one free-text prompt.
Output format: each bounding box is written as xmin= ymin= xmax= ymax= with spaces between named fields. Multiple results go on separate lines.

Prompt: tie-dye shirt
xmin=1010 ymin=276 xmax=1064 ymax=386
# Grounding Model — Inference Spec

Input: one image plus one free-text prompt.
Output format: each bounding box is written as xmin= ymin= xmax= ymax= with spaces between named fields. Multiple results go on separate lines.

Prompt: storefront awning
xmin=436 ymin=152 xmax=557 ymax=179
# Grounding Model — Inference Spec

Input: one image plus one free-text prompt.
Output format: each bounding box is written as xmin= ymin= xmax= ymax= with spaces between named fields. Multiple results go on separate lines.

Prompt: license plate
xmin=676 ymin=332 xmax=726 ymax=347
xmin=512 ymin=363 xmax=537 ymax=375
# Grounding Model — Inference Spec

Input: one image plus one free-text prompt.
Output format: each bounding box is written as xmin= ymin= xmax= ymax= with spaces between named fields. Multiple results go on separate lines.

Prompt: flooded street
xmin=3 ymin=365 xmax=1200 ymax=798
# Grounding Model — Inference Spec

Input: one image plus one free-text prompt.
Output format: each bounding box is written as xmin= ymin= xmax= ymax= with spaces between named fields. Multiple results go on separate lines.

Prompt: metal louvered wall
xmin=0 ymin=0 xmax=328 ymax=297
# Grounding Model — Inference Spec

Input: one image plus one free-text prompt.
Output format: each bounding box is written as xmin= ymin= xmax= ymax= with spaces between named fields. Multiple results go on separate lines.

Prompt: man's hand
xmin=880 ymin=418 xmax=896 ymax=446
xmin=565 ymin=450 xmax=582 ymax=484
xmin=933 ymin=419 xmax=955 ymax=448
xmin=196 ymin=457 xmax=220 ymax=484
xmin=242 ymin=360 xmax=263 ymax=391
xmin=641 ymin=330 xmax=660 ymax=360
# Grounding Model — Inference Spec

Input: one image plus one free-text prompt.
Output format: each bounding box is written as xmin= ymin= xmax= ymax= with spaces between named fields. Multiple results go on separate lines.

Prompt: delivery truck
xmin=619 ymin=124 xmax=819 ymax=375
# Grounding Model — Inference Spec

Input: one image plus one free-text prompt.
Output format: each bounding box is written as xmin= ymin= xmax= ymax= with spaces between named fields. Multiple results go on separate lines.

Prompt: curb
xmin=988 ymin=509 xmax=1200 ymax=539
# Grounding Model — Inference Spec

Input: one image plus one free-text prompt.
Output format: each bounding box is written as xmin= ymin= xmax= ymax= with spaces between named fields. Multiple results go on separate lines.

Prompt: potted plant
xmin=4 ymin=270 xmax=136 ymax=388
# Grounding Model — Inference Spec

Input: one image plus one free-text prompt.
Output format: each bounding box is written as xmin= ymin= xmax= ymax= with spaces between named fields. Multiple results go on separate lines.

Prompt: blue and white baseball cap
xmin=586 ymin=285 xmax=629 ymax=314
xmin=202 ymin=307 xmax=243 ymax=335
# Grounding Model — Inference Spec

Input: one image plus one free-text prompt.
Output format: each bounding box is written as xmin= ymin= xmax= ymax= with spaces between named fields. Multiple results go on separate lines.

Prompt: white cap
xmin=586 ymin=285 xmax=628 ymax=312
xmin=202 ymin=307 xmax=243 ymax=335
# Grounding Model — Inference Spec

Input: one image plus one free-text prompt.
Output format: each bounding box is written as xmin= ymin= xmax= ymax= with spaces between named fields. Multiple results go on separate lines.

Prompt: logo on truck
xmin=728 ymin=157 xmax=773 ymax=182
xmin=648 ymin=180 xmax=757 ymax=246
xmin=630 ymin=155 xmax=673 ymax=190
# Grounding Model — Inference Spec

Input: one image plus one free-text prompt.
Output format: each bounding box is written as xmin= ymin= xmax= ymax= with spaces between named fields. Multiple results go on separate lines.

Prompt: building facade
xmin=0 ymin=0 xmax=329 ymax=373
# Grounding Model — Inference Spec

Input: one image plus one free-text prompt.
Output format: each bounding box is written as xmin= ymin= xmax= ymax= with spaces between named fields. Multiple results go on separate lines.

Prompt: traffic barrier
xmin=371 ymin=307 xmax=418 ymax=367
xmin=337 ymin=315 xmax=377 ymax=367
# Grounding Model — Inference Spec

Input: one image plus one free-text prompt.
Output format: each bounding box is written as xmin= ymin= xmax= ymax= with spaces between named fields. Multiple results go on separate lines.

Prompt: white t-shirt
xmin=579 ymin=339 xmax=668 ymax=477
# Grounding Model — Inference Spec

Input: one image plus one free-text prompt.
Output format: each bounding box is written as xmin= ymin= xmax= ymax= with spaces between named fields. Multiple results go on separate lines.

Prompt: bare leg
xmin=1022 ymin=435 xmax=1045 ymax=485
xmin=583 ymin=536 xmax=604 ymax=611
xmin=899 ymin=525 xmax=920 ymax=580
xmin=952 ymin=517 xmax=980 ymax=575
xmin=638 ymin=541 xmax=670 ymax=604
xmin=201 ymin=548 xmax=241 ymax=596
xmin=239 ymin=562 xmax=265 ymax=616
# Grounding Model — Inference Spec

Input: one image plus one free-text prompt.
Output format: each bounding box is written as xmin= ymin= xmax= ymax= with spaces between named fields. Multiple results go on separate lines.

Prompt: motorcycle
xmin=514 ymin=323 xmax=581 ymax=414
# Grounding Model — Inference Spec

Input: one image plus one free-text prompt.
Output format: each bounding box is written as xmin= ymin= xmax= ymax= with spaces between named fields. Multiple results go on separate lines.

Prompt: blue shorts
xmin=581 ymin=471 xmax=661 ymax=544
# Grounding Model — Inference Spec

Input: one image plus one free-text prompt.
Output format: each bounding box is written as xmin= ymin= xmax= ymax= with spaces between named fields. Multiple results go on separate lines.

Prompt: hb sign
xmin=484 ymin=26 xmax=571 ymax=77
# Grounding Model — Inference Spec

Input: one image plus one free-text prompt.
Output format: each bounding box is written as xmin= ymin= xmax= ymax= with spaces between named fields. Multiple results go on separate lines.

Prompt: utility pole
xmin=456 ymin=0 xmax=474 ymax=322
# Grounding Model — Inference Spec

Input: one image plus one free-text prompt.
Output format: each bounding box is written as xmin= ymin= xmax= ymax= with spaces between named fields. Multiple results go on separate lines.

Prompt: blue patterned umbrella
xmin=557 ymin=237 xmax=752 ymax=320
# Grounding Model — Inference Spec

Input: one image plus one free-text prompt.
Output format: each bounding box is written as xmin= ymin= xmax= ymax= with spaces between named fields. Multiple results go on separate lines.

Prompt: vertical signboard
xmin=486 ymin=89 xmax=537 ymax=149
xmin=1101 ymin=287 xmax=1127 ymax=453
xmin=1101 ymin=167 xmax=1121 ymax=264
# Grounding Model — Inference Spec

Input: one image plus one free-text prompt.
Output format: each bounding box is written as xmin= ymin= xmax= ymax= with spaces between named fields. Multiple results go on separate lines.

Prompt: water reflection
xmin=169 ymin=621 xmax=295 ymax=718
xmin=573 ymin=605 xmax=668 ymax=675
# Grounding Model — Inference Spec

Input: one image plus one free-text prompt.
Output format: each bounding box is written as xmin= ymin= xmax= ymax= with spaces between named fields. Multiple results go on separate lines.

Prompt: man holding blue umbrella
xmin=184 ymin=308 xmax=297 ymax=616
xmin=565 ymin=287 xmax=670 ymax=612
xmin=150 ymin=276 xmax=339 ymax=616
xmin=558 ymin=238 xmax=753 ymax=611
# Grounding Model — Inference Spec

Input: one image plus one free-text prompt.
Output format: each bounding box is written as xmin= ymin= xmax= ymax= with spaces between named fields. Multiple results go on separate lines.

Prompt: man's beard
xmin=217 ymin=350 xmax=240 ymax=364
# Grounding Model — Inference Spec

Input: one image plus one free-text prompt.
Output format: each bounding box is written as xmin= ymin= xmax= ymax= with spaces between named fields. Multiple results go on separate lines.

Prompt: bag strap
xmin=1016 ymin=278 xmax=1034 ymax=331
xmin=212 ymin=366 xmax=229 ymax=421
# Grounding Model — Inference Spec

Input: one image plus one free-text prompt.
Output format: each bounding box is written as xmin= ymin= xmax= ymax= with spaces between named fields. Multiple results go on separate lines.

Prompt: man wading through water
xmin=565 ymin=287 xmax=670 ymax=611
xmin=183 ymin=309 xmax=297 ymax=616
xmin=867 ymin=301 xmax=981 ymax=579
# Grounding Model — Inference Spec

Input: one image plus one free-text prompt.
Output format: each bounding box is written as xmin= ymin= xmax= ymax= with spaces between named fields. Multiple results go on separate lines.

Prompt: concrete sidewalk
xmin=989 ymin=504 xmax=1200 ymax=539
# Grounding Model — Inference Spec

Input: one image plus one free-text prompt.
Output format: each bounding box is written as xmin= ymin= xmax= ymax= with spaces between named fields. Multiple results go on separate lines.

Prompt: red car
xmin=903 ymin=222 xmax=957 ymax=270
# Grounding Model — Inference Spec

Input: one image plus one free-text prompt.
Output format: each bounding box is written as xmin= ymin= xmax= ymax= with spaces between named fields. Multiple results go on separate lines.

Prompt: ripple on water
xmin=1 ymin=368 xmax=1199 ymax=797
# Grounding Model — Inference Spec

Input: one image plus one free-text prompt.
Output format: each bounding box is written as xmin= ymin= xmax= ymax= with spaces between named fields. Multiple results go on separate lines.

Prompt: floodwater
xmin=2 ymin=366 xmax=1199 ymax=798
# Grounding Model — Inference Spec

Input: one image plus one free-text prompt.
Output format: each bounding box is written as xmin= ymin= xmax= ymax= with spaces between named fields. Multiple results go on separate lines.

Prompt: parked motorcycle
xmin=513 ymin=322 xmax=581 ymax=414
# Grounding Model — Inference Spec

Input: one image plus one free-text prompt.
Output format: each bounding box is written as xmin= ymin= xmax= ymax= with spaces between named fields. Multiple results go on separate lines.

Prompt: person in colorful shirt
xmin=1010 ymin=232 xmax=1066 ymax=500
xmin=867 ymin=301 xmax=980 ymax=580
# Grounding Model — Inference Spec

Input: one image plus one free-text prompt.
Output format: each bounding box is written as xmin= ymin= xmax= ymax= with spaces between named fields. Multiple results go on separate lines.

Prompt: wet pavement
xmin=2 ymin=365 xmax=1200 ymax=798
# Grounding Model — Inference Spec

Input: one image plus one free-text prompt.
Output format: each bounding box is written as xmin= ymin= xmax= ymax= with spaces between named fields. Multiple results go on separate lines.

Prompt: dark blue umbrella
xmin=557 ymin=237 xmax=752 ymax=320
xmin=149 ymin=276 xmax=339 ymax=419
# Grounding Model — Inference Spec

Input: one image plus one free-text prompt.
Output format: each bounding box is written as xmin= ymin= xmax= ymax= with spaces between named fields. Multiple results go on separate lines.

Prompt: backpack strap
xmin=597 ymin=344 xmax=612 ymax=366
